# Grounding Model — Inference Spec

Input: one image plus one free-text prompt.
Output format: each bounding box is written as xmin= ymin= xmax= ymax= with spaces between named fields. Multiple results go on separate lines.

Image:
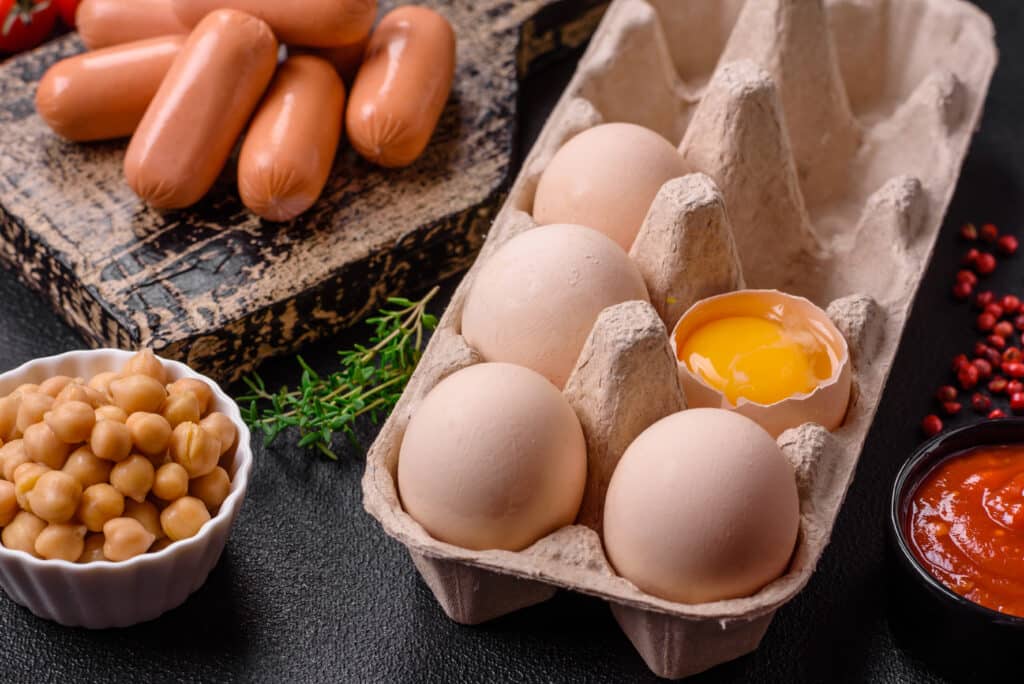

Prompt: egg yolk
xmin=678 ymin=316 xmax=833 ymax=406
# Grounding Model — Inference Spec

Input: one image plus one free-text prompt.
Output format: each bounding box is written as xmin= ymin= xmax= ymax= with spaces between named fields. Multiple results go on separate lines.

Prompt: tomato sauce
xmin=907 ymin=445 xmax=1024 ymax=617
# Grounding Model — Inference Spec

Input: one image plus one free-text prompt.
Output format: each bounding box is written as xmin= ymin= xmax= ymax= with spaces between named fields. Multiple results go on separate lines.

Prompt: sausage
xmin=171 ymin=0 xmax=377 ymax=47
xmin=123 ymin=9 xmax=278 ymax=209
xmin=310 ymin=34 xmax=370 ymax=84
xmin=238 ymin=56 xmax=346 ymax=222
xmin=345 ymin=6 xmax=456 ymax=168
xmin=35 ymin=36 xmax=185 ymax=142
xmin=76 ymin=0 xmax=189 ymax=50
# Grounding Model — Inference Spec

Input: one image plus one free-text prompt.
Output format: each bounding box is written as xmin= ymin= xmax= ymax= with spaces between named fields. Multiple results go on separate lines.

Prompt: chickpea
xmin=16 ymin=392 xmax=53 ymax=434
xmin=0 ymin=440 xmax=13 ymax=475
xmin=149 ymin=537 xmax=173 ymax=554
xmin=152 ymin=463 xmax=189 ymax=501
xmin=77 ymin=483 xmax=125 ymax=532
xmin=62 ymin=446 xmax=112 ymax=488
xmin=0 ymin=480 xmax=16 ymax=526
xmin=123 ymin=350 xmax=168 ymax=385
xmin=1 ymin=440 xmax=29 ymax=481
xmin=38 ymin=375 xmax=74 ymax=398
xmin=53 ymin=383 xmax=84 ymax=406
xmin=78 ymin=533 xmax=106 ymax=563
xmin=44 ymin=399 xmax=97 ymax=445
xmin=124 ymin=499 xmax=164 ymax=540
xmin=109 ymin=455 xmax=154 ymax=503
xmin=167 ymin=378 xmax=213 ymax=415
xmin=13 ymin=383 xmax=40 ymax=396
xmin=143 ymin=450 xmax=170 ymax=469
xmin=22 ymin=422 xmax=71 ymax=469
xmin=0 ymin=394 xmax=20 ymax=441
xmin=125 ymin=412 xmax=172 ymax=456
xmin=109 ymin=374 xmax=166 ymax=415
xmin=87 ymin=371 xmax=119 ymax=397
xmin=34 ymin=523 xmax=87 ymax=562
xmin=94 ymin=405 xmax=128 ymax=423
xmin=169 ymin=422 xmax=220 ymax=479
xmin=199 ymin=413 xmax=236 ymax=457
xmin=161 ymin=392 xmax=200 ymax=428
xmin=1 ymin=511 xmax=46 ymax=556
xmin=160 ymin=496 xmax=210 ymax=541
xmin=189 ymin=467 xmax=230 ymax=511
xmin=102 ymin=517 xmax=155 ymax=561
xmin=13 ymin=462 xmax=50 ymax=511
xmin=90 ymin=419 xmax=132 ymax=463
xmin=219 ymin=450 xmax=234 ymax=473
xmin=27 ymin=470 xmax=82 ymax=523
xmin=54 ymin=383 xmax=106 ymax=409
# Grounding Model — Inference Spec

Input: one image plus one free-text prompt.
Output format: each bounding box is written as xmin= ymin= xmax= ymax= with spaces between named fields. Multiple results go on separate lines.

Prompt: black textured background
xmin=1 ymin=1 xmax=1022 ymax=681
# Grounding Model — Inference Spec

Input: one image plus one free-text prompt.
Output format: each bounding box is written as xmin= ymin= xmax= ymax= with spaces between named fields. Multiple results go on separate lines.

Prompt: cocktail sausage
xmin=76 ymin=0 xmax=188 ymax=50
xmin=171 ymin=0 xmax=377 ymax=47
xmin=123 ymin=9 xmax=278 ymax=209
xmin=36 ymin=36 xmax=185 ymax=142
xmin=312 ymin=34 xmax=369 ymax=84
xmin=238 ymin=56 xmax=346 ymax=222
xmin=345 ymin=6 xmax=456 ymax=168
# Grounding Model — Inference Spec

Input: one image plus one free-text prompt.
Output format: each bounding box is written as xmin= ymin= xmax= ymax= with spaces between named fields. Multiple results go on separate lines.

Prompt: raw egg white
xmin=671 ymin=290 xmax=851 ymax=437
xmin=603 ymin=408 xmax=800 ymax=603
xmin=397 ymin=362 xmax=587 ymax=551
xmin=532 ymin=122 xmax=689 ymax=250
xmin=461 ymin=223 xmax=650 ymax=388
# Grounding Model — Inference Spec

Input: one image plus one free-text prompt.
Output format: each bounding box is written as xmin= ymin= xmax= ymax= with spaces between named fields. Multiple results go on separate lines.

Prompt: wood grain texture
xmin=0 ymin=0 xmax=608 ymax=381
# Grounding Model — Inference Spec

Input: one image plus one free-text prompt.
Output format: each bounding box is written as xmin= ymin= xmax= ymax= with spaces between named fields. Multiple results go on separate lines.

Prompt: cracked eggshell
xmin=671 ymin=290 xmax=851 ymax=438
xmin=397 ymin=362 xmax=587 ymax=552
xmin=460 ymin=224 xmax=650 ymax=389
xmin=532 ymin=123 xmax=689 ymax=251
xmin=603 ymin=408 xmax=800 ymax=604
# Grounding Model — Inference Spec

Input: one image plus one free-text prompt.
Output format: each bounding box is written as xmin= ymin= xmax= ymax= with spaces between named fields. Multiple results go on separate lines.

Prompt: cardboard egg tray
xmin=363 ymin=0 xmax=997 ymax=677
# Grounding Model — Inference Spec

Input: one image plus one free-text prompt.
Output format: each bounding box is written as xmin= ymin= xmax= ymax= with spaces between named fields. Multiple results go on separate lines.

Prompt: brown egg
xmin=398 ymin=363 xmax=587 ymax=551
xmin=533 ymin=123 xmax=688 ymax=250
xmin=603 ymin=409 xmax=800 ymax=603
xmin=461 ymin=224 xmax=650 ymax=389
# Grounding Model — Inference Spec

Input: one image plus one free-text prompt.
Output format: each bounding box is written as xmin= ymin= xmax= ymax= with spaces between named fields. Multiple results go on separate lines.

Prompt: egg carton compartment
xmin=364 ymin=0 xmax=996 ymax=678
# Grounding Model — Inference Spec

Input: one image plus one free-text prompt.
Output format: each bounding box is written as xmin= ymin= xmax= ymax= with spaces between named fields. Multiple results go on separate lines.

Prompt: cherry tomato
xmin=0 ymin=0 xmax=57 ymax=53
xmin=53 ymin=0 xmax=77 ymax=27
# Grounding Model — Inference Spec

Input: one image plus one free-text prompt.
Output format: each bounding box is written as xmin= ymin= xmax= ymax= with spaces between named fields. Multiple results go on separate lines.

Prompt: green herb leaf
xmin=238 ymin=286 xmax=440 ymax=457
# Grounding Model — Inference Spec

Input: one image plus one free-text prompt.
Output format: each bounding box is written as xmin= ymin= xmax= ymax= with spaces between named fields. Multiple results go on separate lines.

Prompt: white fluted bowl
xmin=0 ymin=349 xmax=252 ymax=628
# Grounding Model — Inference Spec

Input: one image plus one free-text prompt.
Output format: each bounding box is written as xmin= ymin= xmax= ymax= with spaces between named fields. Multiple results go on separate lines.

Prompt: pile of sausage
xmin=34 ymin=0 xmax=456 ymax=221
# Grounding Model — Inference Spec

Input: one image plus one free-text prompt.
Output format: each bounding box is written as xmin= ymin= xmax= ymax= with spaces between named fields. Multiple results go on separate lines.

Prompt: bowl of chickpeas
xmin=0 ymin=349 xmax=252 ymax=628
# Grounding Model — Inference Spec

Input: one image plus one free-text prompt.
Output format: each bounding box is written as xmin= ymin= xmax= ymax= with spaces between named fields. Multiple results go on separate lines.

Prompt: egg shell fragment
xmin=671 ymin=289 xmax=852 ymax=437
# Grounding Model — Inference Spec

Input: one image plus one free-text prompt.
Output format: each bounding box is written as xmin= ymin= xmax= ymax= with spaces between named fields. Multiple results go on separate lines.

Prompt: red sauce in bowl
xmin=907 ymin=445 xmax=1024 ymax=617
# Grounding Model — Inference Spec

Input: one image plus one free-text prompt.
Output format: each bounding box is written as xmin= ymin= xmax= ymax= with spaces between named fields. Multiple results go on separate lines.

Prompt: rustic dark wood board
xmin=0 ymin=0 xmax=608 ymax=381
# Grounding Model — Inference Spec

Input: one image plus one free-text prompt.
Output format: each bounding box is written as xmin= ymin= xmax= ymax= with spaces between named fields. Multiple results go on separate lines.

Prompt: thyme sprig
xmin=239 ymin=287 xmax=440 ymax=458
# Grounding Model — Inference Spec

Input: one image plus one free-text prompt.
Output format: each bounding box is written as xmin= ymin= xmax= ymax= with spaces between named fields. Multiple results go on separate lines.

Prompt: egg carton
xmin=363 ymin=0 xmax=996 ymax=678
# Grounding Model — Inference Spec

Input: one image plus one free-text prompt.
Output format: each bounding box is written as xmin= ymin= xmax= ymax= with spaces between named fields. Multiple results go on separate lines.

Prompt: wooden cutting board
xmin=0 ymin=0 xmax=608 ymax=381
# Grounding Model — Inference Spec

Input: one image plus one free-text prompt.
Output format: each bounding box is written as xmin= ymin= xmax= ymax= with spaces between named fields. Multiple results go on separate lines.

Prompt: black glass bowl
xmin=888 ymin=419 xmax=1024 ymax=665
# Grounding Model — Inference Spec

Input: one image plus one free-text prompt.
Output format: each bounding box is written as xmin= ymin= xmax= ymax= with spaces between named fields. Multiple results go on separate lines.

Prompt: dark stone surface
xmin=0 ymin=0 xmax=1020 ymax=681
